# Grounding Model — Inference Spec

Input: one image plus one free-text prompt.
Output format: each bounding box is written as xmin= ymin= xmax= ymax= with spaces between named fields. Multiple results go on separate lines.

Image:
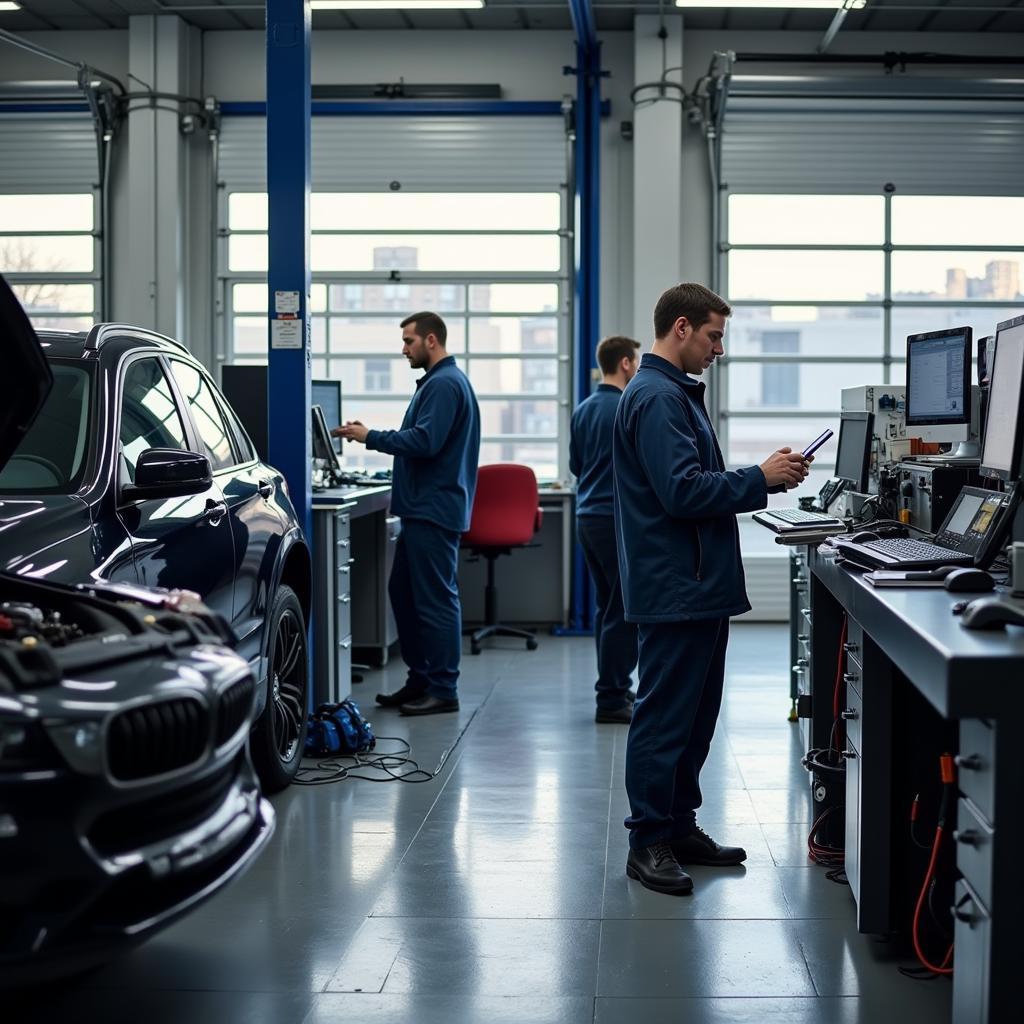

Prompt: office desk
xmin=311 ymin=485 xmax=393 ymax=703
xmin=804 ymin=544 xmax=1024 ymax=1023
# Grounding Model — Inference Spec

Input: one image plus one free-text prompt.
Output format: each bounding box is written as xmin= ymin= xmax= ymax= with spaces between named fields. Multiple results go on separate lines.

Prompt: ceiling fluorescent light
xmin=311 ymin=1 xmax=485 ymax=10
xmin=0 ymin=2 xmax=23 ymax=9
xmin=677 ymin=1 xmax=866 ymax=9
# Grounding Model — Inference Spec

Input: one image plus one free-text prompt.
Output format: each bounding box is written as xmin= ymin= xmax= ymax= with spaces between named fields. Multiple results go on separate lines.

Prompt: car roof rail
xmin=84 ymin=323 xmax=191 ymax=355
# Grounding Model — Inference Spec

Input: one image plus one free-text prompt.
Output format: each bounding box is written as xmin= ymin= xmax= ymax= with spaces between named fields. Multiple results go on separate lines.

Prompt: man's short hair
xmin=400 ymin=311 xmax=447 ymax=347
xmin=596 ymin=335 xmax=641 ymax=375
xmin=653 ymin=283 xmax=731 ymax=339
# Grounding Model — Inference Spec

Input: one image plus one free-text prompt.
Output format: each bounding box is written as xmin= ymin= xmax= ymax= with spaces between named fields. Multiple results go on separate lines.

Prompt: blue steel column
xmin=566 ymin=0 xmax=602 ymax=632
xmin=266 ymin=0 xmax=312 ymax=543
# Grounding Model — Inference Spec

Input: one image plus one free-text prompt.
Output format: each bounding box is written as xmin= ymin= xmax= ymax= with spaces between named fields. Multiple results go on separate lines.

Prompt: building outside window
xmin=222 ymin=191 xmax=567 ymax=480
xmin=721 ymin=193 xmax=1024 ymax=559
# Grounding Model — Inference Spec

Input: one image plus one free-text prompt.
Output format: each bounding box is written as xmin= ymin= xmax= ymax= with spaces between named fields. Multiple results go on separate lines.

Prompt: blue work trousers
xmin=577 ymin=515 xmax=638 ymax=710
xmin=624 ymin=618 xmax=729 ymax=850
xmin=388 ymin=518 xmax=462 ymax=701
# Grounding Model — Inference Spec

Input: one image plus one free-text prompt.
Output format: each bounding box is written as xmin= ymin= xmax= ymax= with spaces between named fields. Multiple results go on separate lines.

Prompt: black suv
xmin=0 ymin=312 xmax=311 ymax=790
xmin=0 ymin=277 xmax=274 ymax=982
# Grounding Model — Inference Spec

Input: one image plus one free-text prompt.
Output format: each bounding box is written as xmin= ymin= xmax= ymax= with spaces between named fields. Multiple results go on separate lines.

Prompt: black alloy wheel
xmin=251 ymin=584 xmax=308 ymax=792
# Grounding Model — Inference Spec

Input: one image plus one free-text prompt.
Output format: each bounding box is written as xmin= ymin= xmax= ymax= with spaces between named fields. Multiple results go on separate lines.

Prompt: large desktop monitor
xmin=980 ymin=314 xmax=1024 ymax=483
xmin=835 ymin=411 xmax=873 ymax=492
xmin=905 ymin=326 xmax=975 ymax=454
xmin=311 ymin=404 xmax=341 ymax=476
xmin=221 ymin=364 xmax=268 ymax=460
xmin=312 ymin=379 xmax=342 ymax=456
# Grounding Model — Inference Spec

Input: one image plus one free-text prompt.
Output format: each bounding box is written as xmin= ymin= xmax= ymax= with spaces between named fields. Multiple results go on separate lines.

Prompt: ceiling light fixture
xmin=676 ymin=1 xmax=866 ymax=9
xmin=0 ymin=2 xmax=24 ymax=10
xmin=310 ymin=0 xmax=485 ymax=10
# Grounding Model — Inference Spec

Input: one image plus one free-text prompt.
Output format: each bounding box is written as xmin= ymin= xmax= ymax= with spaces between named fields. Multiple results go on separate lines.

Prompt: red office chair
xmin=462 ymin=463 xmax=543 ymax=655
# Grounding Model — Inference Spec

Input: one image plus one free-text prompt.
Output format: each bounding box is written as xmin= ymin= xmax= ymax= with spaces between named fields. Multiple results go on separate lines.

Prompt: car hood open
xmin=0 ymin=273 xmax=53 ymax=473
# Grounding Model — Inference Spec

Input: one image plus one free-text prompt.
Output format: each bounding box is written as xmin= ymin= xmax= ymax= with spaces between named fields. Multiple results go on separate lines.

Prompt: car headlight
xmin=0 ymin=719 xmax=60 ymax=772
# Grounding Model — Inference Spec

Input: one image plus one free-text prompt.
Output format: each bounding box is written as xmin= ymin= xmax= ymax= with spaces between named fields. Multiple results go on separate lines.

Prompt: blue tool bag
xmin=304 ymin=700 xmax=376 ymax=757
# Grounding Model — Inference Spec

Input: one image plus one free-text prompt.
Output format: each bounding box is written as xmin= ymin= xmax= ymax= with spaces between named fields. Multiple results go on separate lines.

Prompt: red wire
xmin=912 ymin=824 xmax=954 ymax=976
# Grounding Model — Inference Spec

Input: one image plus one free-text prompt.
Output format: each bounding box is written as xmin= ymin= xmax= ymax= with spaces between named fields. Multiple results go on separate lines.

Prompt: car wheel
xmin=251 ymin=584 xmax=308 ymax=792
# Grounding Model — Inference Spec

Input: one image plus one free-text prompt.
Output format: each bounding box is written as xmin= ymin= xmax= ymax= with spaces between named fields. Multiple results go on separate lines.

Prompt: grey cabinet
xmin=351 ymin=511 xmax=399 ymax=665
xmin=312 ymin=506 xmax=353 ymax=705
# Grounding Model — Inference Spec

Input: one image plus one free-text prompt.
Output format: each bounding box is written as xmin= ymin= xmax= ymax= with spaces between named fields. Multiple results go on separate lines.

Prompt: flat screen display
xmin=945 ymin=492 xmax=985 ymax=536
xmin=312 ymin=380 xmax=342 ymax=455
xmin=981 ymin=319 xmax=1024 ymax=479
xmin=835 ymin=412 xmax=873 ymax=490
xmin=905 ymin=328 xmax=971 ymax=426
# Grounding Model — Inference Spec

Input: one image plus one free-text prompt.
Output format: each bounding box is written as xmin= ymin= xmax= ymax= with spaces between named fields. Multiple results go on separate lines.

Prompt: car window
xmin=120 ymin=358 xmax=189 ymax=482
xmin=217 ymin=390 xmax=255 ymax=464
xmin=170 ymin=361 xmax=237 ymax=472
xmin=0 ymin=362 xmax=92 ymax=494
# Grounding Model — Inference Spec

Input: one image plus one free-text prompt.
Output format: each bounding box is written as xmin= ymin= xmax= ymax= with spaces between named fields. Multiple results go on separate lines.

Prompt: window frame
xmin=0 ymin=189 xmax=102 ymax=329
xmin=216 ymin=188 xmax=571 ymax=482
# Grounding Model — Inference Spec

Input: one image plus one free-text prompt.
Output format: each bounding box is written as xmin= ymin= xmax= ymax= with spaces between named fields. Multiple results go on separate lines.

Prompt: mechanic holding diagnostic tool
xmin=613 ymin=282 xmax=813 ymax=896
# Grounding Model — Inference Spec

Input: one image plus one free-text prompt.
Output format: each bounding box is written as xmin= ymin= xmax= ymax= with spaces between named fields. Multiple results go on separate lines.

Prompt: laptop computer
xmin=831 ymin=487 xmax=1011 ymax=570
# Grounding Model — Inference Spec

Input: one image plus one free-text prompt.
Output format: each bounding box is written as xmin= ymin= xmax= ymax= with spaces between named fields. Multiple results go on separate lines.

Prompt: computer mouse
xmin=943 ymin=568 xmax=995 ymax=593
xmin=960 ymin=597 xmax=1024 ymax=630
xmin=850 ymin=531 xmax=880 ymax=543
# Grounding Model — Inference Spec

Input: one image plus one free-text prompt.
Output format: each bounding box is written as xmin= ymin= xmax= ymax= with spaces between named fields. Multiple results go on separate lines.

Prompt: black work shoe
xmin=399 ymin=695 xmax=460 ymax=717
xmin=596 ymin=704 xmax=632 ymax=724
xmin=626 ymin=841 xmax=694 ymax=896
xmin=671 ymin=825 xmax=747 ymax=866
xmin=376 ymin=685 xmax=419 ymax=708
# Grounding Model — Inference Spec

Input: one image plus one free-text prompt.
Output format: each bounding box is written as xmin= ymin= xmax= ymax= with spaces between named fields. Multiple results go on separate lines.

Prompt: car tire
xmin=251 ymin=584 xmax=308 ymax=793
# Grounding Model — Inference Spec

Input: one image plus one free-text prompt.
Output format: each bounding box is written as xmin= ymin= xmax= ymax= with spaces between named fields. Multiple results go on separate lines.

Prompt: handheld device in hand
xmin=802 ymin=429 xmax=834 ymax=459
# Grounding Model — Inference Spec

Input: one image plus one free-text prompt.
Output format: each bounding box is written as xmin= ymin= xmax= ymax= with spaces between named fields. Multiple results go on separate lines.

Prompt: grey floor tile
xmin=428 ymin=783 xmax=614 ymax=823
xmin=761 ymin=822 xmax=818 ymax=867
xmin=326 ymin=917 xmax=601 ymax=996
xmin=598 ymin=919 xmax=816 ymax=998
xmin=594 ymin=996 xmax=862 ymax=1024
xmin=778 ymin=866 xmax=856 ymax=920
xmin=399 ymin=818 xmax=609 ymax=868
xmin=370 ymin=858 xmax=607 ymax=919
xmin=603 ymin=863 xmax=792 ymax=921
xmin=749 ymin=787 xmax=814 ymax=824
xmin=594 ymin=995 xmax=948 ymax=1024
xmin=307 ymin=994 xmax=594 ymax=1023
xmin=794 ymin=918 xmax=952 ymax=1015
xmin=12 ymin=990 xmax=315 ymax=1024
xmin=83 ymin=913 xmax=368 ymax=993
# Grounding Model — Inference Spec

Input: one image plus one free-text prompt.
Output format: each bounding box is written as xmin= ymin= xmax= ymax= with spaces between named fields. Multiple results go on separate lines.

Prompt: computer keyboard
xmin=863 ymin=538 xmax=964 ymax=565
xmin=767 ymin=508 xmax=841 ymax=525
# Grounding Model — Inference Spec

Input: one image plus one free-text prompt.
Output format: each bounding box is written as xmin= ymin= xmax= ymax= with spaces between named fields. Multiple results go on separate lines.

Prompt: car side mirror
xmin=121 ymin=448 xmax=212 ymax=502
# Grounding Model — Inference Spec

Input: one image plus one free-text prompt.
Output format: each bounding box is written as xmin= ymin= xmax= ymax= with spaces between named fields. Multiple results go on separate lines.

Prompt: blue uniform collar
xmin=596 ymin=382 xmax=623 ymax=394
xmin=640 ymin=352 xmax=705 ymax=394
xmin=416 ymin=354 xmax=456 ymax=389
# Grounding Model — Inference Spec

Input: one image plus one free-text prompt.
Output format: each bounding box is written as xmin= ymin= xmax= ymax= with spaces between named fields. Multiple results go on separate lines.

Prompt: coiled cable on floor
xmin=293 ymin=686 xmax=492 ymax=786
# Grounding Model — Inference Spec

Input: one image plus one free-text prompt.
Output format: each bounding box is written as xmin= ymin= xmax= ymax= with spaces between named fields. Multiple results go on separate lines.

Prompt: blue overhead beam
xmin=266 ymin=2 xmax=313 ymax=657
xmin=220 ymin=100 xmax=610 ymax=117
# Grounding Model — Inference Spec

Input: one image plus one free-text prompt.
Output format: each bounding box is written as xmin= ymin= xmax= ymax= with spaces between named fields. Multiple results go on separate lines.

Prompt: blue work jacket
xmin=612 ymin=353 xmax=768 ymax=623
xmin=570 ymin=383 xmax=622 ymax=518
xmin=366 ymin=356 xmax=481 ymax=533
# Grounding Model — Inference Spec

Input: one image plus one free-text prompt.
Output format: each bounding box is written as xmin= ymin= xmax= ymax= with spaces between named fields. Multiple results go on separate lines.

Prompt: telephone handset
xmin=817 ymin=477 xmax=849 ymax=512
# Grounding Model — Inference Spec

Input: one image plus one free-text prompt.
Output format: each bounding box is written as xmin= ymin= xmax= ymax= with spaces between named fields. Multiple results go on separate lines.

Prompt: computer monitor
xmin=980 ymin=314 xmax=1024 ymax=483
xmin=835 ymin=411 xmax=873 ymax=492
xmin=312 ymin=379 xmax=342 ymax=456
xmin=311 ymin=404 xmax=341 ymax=474
xmin=221 ymin=364 xmax=268 ymax=460
xmin=905 ymin=326 xmax=972 ymax=427
xmin=905 ymin=326 xmax=977 ymax=456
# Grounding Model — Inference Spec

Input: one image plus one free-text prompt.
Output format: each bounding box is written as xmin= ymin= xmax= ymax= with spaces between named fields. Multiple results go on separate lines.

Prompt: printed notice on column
xmin=271 ymin=317 xmax=303 ymax=349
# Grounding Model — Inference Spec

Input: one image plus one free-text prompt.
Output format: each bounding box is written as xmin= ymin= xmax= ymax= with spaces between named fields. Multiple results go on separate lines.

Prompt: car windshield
xmin=0 ymin=360 xmax=93 ymax=494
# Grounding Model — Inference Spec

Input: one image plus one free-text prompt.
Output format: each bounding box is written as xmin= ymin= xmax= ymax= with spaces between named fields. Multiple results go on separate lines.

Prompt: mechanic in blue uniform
xmin=334 ymin=311 xmax=480 ymax=717
xmin=570 ymin=335 xmax=641 ymax=725
xmin=613 ymin=283 xmax=810 ymax=894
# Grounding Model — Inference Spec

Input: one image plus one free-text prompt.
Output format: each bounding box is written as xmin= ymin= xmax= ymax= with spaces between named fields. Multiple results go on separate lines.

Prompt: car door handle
xmin=203 ymin=500 xmax=228 ymax=524
xmin=258 ymin=479 xmax=273 ymax=499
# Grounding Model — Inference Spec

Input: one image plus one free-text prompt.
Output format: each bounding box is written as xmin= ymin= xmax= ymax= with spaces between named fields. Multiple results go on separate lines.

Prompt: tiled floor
xmin=17 ymin=626 xmax=953 ymax=1023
